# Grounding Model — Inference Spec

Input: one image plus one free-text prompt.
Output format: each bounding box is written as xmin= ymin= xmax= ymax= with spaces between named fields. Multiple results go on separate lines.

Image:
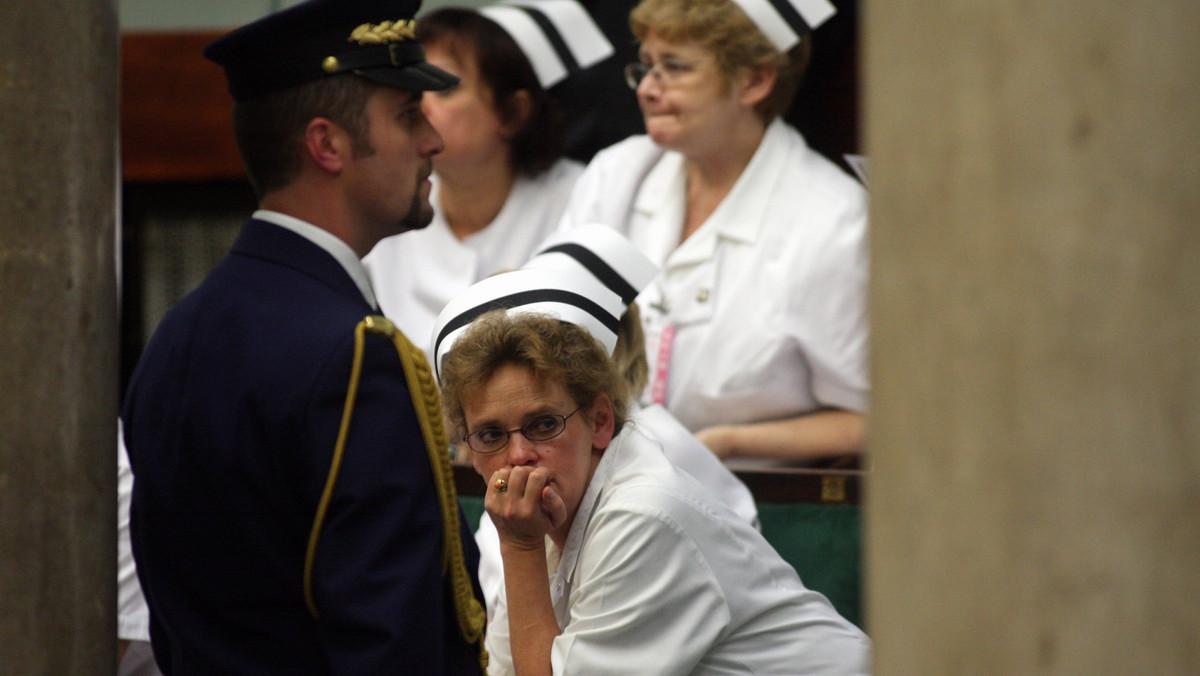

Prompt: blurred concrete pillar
xmin=864 ymin=1 xmax=1200 ymax=673
xmin=0 ymin=0 xmax=120 ymax=672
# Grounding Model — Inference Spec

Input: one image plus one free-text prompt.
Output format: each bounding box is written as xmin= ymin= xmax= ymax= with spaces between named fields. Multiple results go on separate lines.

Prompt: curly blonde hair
xmin=629 ymin=0 xmax=811 ymax=122
xmin=439 ymin=311 xmax=630 ymax=441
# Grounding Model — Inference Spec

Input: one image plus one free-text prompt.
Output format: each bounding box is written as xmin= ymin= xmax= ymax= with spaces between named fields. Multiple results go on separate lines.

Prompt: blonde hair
xmin=629 ymin=0 xmax=811 ymax=122
xmin=611 ymin=303 xmax=649 ymax=396
xmin=439 ymin=311 xmax=630 ymax=440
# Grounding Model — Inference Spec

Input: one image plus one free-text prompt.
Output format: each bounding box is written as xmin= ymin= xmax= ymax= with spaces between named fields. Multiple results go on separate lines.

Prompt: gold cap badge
xmin=349 ymin=19 xmax=417 ymax=45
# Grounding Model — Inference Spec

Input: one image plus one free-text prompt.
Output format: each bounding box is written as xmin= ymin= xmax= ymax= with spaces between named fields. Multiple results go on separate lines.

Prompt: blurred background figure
xmin=559 ymin=0 xmax=869 ymax=466
xmin=365 ymin=0 xmax=614 ymax=362
xmin=549 ymin=0 xmax=860 ymax=171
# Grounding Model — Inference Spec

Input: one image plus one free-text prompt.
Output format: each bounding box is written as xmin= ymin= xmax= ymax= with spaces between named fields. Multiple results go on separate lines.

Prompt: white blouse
xmin=483 ymin=426 xmax=870 ymax=675
xmin=365 ymin=158 xmax=583 ymax=361
xmin=558 ymin=121 xmax=869 ymax=433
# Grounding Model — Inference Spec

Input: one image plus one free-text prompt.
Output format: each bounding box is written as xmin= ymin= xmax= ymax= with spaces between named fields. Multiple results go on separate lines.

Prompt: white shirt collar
xmin=253 ymin=209 xmax=379 ymax=311
xmin=550 ymin=427 xmax=629 ymax=602
xmin=702 ymin=119 xmax=790 ymax=245
xmin=632 ymin=119 xmax=793 ymax=264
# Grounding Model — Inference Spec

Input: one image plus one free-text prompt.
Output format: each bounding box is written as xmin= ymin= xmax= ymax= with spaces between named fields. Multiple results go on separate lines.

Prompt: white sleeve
xmin=555 ymin=154 xmax=613 ymax=233
xmin=117 ymin=422 xmax=152 ymax=642
xmin=789 ymin=193 xmax=870 ymax=413
xmin=474 ymin=514 xmax=504 ymax=622
xmin=631 ymin=407 xmax=759 ymax=529
xmin=555 ymin=137 xmax=660 ymax=236
xmin=549 ymin=502 xmax=730 ymax=676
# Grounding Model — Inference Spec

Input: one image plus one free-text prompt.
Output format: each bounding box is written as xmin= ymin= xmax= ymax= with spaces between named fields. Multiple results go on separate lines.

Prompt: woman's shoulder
xmin=503 ymin=159 xmax=589 ymax=235
xmin=526 ymin=156 xmax=586 ymax=187
xmin=585 ymin=134 xmax=664 ymax=171
xmin=510 ymin=157 xmax=586 ymax=206
xmin=771 ymin=121 xmax=867 ymax=207
xmin=595 ymin=431 xmax=746 ymax=536
xmin=557 ymin=136 xmax=666 ymax=231
xmin=741 ymin=123 xmax=868 ymax=259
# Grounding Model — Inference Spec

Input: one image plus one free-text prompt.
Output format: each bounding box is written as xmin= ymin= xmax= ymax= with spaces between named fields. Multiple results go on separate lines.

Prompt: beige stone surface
xmin=864 ymin=1 xmax=1200 ymax=673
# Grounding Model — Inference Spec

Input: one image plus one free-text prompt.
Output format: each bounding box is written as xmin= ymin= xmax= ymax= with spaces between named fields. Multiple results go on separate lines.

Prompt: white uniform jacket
xmin=484 ymin=425 xmax=870 ymax=675
xmin=559 ymin=121 xmax=869 ymax=433
xmin=365 ymin=158 xmax=584 ymax=360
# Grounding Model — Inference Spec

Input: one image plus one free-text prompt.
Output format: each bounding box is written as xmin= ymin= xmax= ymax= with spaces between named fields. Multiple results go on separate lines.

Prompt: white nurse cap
xmin=480 ymin=0 xmax=614 ymax=88
xmin=431 ymin=268 xmax=625 ymax=381
xmin=729 ymin=0 xmax=837 ymax=51
xmin=522 ymin=223 xmax=658 ymax=306
xmin=431 ymin=225 xmax=658 ymax=381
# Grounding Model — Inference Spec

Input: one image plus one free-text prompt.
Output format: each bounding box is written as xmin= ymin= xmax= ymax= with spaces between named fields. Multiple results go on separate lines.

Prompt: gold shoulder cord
xmin=304 ymin=316 xmax=487 ymax=671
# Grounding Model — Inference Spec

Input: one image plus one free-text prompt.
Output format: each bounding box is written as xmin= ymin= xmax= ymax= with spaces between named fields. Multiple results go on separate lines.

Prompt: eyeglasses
xmin=623 ymin=58 xmax=700 ymax=90
xmin=462 ymin=405 xmax=584 ymax=454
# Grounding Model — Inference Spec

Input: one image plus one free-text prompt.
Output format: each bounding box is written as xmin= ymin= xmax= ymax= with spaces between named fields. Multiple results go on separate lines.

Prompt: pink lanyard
xmin=650 ymin=325 xmax=676 ymax=405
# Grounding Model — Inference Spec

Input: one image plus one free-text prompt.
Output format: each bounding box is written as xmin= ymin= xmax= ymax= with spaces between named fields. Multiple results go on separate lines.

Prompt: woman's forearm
xmin=696 ymin=409 xmax=866 ymax=462
xmin=501 ymin=541 xmax=560 ymax=676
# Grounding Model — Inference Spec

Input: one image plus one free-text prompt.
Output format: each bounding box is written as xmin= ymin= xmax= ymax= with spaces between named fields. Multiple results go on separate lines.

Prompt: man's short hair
xmin=231 ymin=74 xmax=381 ymax=198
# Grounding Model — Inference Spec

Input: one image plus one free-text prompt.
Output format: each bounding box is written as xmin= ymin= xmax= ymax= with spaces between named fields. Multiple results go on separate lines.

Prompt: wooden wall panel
xmin=121 ymin=32 xmax=245 ymax=182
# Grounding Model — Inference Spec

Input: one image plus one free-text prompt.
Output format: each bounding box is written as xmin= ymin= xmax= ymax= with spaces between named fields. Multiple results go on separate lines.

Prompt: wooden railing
xmin=454 ymin=463 xmax=864 ymax=506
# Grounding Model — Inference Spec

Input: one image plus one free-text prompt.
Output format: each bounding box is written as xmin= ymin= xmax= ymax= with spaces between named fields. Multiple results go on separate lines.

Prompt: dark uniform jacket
xmin=123 ymin=218 xmax=483 ymax=675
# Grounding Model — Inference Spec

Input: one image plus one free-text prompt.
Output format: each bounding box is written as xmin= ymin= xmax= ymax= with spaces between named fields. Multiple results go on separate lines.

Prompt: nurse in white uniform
xmin=364 ymin=0 xmax=615 ymax=362
xmin=559 ymin=0 xmax=870 ymax=465
xmin=432 ymin=265 xmax=870 ymax=676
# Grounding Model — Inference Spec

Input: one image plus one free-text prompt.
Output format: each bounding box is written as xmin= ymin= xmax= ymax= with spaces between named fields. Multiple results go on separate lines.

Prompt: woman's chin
xmin=645 ymin=124 xmax=681 ymax=150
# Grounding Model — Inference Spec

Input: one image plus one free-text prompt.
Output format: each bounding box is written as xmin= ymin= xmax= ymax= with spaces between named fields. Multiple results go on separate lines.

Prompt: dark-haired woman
xmin=365 ymin=3 xmax=611 ymax=361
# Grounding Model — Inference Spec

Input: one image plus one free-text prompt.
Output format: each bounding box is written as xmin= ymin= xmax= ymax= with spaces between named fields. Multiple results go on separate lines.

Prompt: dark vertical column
xmin=0 ymin=0 xmax=120 ymax=672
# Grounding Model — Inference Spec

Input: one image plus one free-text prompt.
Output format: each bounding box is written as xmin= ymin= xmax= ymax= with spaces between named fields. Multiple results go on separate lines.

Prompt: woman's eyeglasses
xmin=623 ymin=58 xmax=699 ymax=90
xmin=463 ymin=406 xmax=584 ymax=454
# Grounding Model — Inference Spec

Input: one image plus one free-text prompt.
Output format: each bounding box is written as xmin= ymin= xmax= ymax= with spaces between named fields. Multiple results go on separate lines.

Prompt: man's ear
xmin=304 ymin=117 xmax=348 ymax=175
xmin=737 ymin=65 xmax=777 ymax=109
xmin=589 ymin=393 xmax=616 ymax=451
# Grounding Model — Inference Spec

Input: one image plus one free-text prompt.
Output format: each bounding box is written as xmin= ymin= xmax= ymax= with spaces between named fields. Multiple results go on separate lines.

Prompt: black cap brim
xmin=356 ymin=61 xmax=459 ymax=92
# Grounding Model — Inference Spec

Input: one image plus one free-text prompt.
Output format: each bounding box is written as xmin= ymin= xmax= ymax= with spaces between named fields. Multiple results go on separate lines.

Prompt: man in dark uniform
xmin=121 ymin=1 xmax=485 ymax=673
